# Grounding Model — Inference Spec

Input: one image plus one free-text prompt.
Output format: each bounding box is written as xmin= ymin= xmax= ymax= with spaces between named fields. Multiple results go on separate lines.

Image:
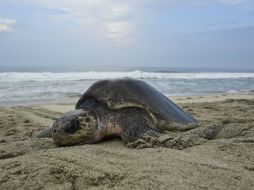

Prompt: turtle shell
xmin=76 ymin=78 xmax=196 ymax=124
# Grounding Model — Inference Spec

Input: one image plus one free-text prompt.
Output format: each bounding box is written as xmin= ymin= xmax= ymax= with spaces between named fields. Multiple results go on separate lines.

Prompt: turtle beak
xmin=50 ymin=122 xmax=68 ymax=146
xmin=34 ymin=126 xmax=53 ymax=138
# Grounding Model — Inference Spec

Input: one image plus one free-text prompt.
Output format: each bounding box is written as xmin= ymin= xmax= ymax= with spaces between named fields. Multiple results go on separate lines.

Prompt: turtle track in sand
xmin=12 ymin=106 xmax=62 ymax=122
xmin=0 ymin=107 xmax=61 ymax=161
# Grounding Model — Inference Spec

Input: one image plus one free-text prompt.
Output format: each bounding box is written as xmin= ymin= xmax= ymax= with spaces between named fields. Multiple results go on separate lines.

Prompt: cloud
xmin=105 ymin=21 xmax=132 ymax=44
xmin=0 ymin=18 xmax=16 ymax=32
xmin=219 ymin=0 xmax=247 ymax=5
xmin=28 ymin=0 xmax=133 ymax=44
xmin=4 ymin=0 xmax=253 ymax=42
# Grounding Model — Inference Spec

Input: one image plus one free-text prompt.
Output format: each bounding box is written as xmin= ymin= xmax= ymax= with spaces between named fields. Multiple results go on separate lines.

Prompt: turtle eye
xmin=73 ymin=119 xmax=79 ymax=129
xmin=85 ymin=117 xmax=91 ymax=123
xmin=72 ymin=120 xmax=79 ymax=129
xmin=63 ymin=120 xmax=79 ymax=134
xmin=69 ymin=125 xmax=75 ymax=132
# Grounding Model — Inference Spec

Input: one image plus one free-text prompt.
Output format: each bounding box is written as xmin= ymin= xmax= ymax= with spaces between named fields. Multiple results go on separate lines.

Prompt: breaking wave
xmin=1 ymin=71 xmax=254 ymax=82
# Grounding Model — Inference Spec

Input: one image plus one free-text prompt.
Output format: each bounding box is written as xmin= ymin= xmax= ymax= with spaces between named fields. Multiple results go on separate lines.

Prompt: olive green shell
xmin=76 ymin=78 xmax=196 ymax=124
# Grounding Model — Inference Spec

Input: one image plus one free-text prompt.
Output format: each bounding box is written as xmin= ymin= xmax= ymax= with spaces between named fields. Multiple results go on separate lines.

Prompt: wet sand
xmin=0 ymin=93 xmax=254 ymax=190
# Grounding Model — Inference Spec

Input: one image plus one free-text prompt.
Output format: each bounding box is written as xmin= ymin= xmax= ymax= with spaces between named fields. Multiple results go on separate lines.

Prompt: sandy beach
xmin=0 ymin=93 xmax=254 ymax=190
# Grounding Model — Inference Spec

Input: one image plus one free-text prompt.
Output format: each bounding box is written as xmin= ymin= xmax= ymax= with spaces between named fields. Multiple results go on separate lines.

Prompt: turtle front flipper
xmin=117 ymin=108 xmax=161 ymax=148
xmin=121 ymin=124 xmax=160 ymax=146
xmin=124 ymin=130 xmax=162 ymax=149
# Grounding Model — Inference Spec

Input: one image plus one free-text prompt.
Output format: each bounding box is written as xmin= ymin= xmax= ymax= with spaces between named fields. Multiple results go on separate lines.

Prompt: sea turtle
xmin=36 ymin=78 xmax=200 ymax=147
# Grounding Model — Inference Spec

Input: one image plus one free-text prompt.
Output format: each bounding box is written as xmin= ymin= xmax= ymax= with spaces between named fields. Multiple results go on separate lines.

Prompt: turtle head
xmin=51 ymin=109 xmax=98 ymax=146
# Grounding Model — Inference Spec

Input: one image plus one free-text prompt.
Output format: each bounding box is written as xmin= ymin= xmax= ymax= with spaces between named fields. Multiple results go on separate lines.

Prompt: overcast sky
xmin=0 ymin=0 xmax=254 ymax=69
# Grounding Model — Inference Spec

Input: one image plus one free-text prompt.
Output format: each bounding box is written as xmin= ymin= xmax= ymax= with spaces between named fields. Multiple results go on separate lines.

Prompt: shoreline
xmin=171 ymin=92 xmax=254 ymax=103
xmin=2 ymin=91 xmax=254 ymax=108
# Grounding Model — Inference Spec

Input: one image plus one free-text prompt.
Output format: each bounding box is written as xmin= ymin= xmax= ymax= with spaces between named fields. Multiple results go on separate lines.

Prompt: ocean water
xmin=0 ymin=68 xmax=254 ymax=106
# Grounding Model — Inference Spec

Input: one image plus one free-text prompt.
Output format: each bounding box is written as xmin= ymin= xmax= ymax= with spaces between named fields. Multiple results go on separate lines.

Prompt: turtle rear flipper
xmin=126 ymin=122 xmax=224 ymax=149
xmin=162 ymin=122 xmax=224 ymax=149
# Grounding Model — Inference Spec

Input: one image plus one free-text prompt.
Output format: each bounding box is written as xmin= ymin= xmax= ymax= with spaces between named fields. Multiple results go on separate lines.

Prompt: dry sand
xmin=0 ymin=93 xmax=254 ymax=190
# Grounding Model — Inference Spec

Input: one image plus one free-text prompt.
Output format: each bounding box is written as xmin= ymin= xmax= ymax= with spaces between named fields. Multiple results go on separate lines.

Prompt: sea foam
xmin=1 ymin=71 xmax=254 ymax=105
xmin=1 ymin=71 xmax=254 ymax=82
